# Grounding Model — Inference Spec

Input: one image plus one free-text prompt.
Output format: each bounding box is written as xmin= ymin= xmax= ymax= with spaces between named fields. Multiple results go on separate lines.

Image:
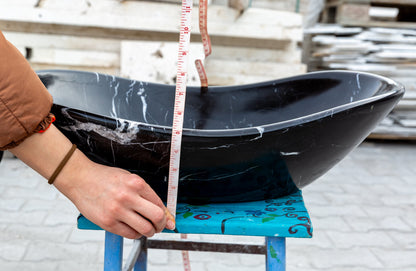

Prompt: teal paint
xmin=78 ymin=190 xmax=313 ymax=238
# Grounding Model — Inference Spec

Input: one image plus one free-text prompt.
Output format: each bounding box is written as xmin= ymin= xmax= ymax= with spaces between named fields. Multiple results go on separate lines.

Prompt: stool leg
xmin=134 ymin=237 xmax=147 ymax=271
xmin=104 ymin=231 xmax=124 ymax=271
xmin=266 ymin=237 xmax=285 ymax=271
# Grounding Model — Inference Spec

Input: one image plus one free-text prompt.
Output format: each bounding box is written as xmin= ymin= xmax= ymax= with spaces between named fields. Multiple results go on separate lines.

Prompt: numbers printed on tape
xmin=195 ymin=0 xmax=211 ymax=87
xmin=167 ymin=1 xmax=210 ymax=270
xmin=167 ymin=0 xmax=194 ymax=220
xmin=198 ymin=0 xmax=211 ymax=57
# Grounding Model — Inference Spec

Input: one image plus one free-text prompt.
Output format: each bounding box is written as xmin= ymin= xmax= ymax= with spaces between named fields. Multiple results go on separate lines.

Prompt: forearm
xmin=9 ymin=124 xmax=89 ymax=199
xmin=10 ymin=124 xmax=174 ymax=237
xmin=10 ymin=124 xmax=78 ymax=180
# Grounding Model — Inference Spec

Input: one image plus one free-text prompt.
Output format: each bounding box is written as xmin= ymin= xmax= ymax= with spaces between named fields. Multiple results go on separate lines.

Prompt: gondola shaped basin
xmin=37 ymin=70 xmax=404 ymax=203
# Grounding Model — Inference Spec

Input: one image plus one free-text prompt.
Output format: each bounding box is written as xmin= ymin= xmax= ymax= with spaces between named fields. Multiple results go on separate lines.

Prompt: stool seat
xmin=77 ymin=190 xmax=312 ymax=270
xmin=78 ymin=190 xmax=312 ymax=238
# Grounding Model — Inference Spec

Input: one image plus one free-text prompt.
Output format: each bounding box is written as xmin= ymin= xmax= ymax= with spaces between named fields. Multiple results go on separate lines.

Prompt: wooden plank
xmin=3 ymin=31 xmax=121 ymax=52
xmin=206 ymin=72 xmax=305 ymax=86
xmin=4 ymin=0 xmax=40 ymax=7
xmin=205 ymin=59 xmax=306 ymax=85
xmin=120 ymin=41 xmax=305 ymax=86
xmin=392 ymin=77 xmax=416 ymax=91
xmin=120 ymin=41 xmax=204 ymax=86
xmin=30 ymin=63 xmax=120 ymax=76
xmin=342 ymin=20 xmax=416 ymax=29
xmin=204 ymin=59 xmax=306 ymax=77
xmin=370 ymin=113 xmax=416 ymax=141
xmin=209 ymin=43 xmax=301 ymax=63
xmin=369 ymin=0 xmax=416 ymax=6
xmin=251 ymin=0 xmax=310 ymax=13
xmin=337 ymin=3 xmax=371 ymax=24
xmin=369 ymin=125 xmax=416 ymax=140
xmin=395 ymin=100 xmax=416 ymax=111
xmin=323 ymin=0 xmax=416 ymax=28
xmin=28 ymin=48 xmax=119 ymax=68
xmin=0 ymin=1 xmax=302 ymax=48
xmin=215 ymin=0 xmax=310 ymax=13
xmin=129 ymin=0 xmax=203 ymax=4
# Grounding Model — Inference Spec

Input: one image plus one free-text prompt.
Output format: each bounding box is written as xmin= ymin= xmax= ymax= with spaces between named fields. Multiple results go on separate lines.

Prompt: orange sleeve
xmin=0 ymin=30 xmax=54 ymax=150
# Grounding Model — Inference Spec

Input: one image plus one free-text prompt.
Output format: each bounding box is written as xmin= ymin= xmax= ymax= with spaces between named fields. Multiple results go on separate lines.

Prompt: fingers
xmin=164 ymin=208 xmax=176 ymax=229
xmin=123 ymin=210 xmax=158 ymax=238
xmin=100 ymin=199 xmax=161 ymax=238
xmin=117 ymin=173 xmax=176 ymax=234
xmin=127 ymin=174 xmax=176 ymax=230
xmin=131 ymin=197 xmax=166 ymax=234
xmin=72 ymin=164 xmax=175 ymax=239
xmin=108 ymin=221 xmax=142 ymax=240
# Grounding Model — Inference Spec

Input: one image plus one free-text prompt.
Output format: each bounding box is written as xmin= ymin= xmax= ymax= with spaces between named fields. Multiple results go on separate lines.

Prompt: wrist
xmin=52 ymin=148 xmax=94 ymax=205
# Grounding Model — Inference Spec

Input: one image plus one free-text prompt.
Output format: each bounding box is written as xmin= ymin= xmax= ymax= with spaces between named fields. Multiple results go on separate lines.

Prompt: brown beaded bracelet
xmin=48 ymin=144 xmax=77 ymax=185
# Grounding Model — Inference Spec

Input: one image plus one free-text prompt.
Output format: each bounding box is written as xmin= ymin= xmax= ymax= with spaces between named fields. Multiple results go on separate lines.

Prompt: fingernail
xmin=166 ymin=219 xmax=175 ymax=230
xmin=164 ymin=208 xmax=175 ymax=221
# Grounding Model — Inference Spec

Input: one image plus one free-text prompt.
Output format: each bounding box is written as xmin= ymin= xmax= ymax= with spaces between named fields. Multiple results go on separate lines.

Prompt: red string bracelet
xmin=38 ymin=115 xmax=56 ymax=133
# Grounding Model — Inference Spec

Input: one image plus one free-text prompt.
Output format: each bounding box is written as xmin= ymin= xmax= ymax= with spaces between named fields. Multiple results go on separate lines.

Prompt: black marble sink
xmin=37 ymin=70 xmax=404 ymax=203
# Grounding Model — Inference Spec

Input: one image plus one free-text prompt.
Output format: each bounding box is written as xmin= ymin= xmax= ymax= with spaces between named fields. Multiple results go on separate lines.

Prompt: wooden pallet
xmin=321 ymin=0 xmax=416 ymax=28
xmin=2 ymin=0 xmax=305 ymax=86
xmin=213 ymin=0 xmax=310 ymax=14
xmin=121 ymin=41 xmax=306 ymax=86
xmin=0 ymin=0 xmax=302 ymax=49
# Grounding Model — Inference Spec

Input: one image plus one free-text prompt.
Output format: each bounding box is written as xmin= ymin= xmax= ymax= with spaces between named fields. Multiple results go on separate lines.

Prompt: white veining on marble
xmin=111 ymin=82 xmax=120 ymax=119
xmin=126 ymin=80 xmax=136 ymax=104
xmin=60 ymin=109 xmax=172 ymax=153
xmin=200 ymin=144 xmax=233 ymax=150
xmin=323 ymin=108 xmax=335 ymax=118
xmin=350 ymin=73 xmax=361 ymax=103
xmin=137 ymin=87 xmax=148 ymax=123
xmin=250 ymin=127 xmax=264 ymax=141
xmin=110 ymin=139 xmax=116 ymax=164
xmin=180 ymin=165 xmax=260 ymax=181
xmin=280 ymin=151 xmax=300 ymax=156
xmin=61 ymin=109 xmax=138 ymax=145
xmin=229 ymin=95 xmax=237 ymax=128
xmin=164 ymin=111 xmax=170 ymax=125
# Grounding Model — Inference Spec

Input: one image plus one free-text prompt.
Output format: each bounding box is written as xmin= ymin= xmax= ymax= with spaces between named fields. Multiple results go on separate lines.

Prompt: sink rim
xmin=41 ymin=69 xmax=405 ymax=138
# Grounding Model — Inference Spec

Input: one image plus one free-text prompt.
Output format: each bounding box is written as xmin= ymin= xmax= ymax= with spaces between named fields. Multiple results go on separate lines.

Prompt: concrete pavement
xmin=0 ymin=140 xmax=415 ymax=270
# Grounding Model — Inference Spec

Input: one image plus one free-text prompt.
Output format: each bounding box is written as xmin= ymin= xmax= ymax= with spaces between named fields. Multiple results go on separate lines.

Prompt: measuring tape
xmin=166 ymin=0 xmax=211 ymax=225
xmin=198 ymin=0 xmax=211 ymax=58
xmin=166 ymin=1 xmax=194 ymax=270
xmin=167 ymin=1 xmax=210 ymax=270
xmin=124 ymin=2 xmax=208 ymax=271
xmin=166 ymin=0 xmax=194 ymax=219
xmin=195 ymin=0 xmax=211 ymax=88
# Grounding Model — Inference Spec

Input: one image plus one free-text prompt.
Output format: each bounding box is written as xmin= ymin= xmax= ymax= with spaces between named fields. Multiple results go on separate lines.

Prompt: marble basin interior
xmin=37 ymin=70 xmax=404 ymax=203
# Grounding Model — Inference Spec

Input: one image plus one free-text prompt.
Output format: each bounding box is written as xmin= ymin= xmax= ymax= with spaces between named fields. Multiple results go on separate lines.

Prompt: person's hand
xmin=10 ymin=125 xmax=175 ymax=239
xmin=55 ymin=150 xmax=176 ymax=239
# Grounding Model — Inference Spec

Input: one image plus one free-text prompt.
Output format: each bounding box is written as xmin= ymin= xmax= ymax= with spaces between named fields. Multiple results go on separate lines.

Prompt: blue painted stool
xmin=78 ymin=190 xmax=312 ymax=270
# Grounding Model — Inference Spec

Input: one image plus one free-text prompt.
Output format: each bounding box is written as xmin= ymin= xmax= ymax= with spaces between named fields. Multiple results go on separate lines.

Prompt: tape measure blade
xmin=166 ymin=0 xmax=194 ymax=219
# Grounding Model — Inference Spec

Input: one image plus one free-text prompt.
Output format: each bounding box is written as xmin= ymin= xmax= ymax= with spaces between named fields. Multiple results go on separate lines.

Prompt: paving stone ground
xmin=0 ymin=140 xmax=415 ymax=270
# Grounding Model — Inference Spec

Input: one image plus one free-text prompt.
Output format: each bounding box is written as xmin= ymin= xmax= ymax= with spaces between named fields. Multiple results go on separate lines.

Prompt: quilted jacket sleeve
xmin=0 ymin=30 xmax=54 ymax=150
